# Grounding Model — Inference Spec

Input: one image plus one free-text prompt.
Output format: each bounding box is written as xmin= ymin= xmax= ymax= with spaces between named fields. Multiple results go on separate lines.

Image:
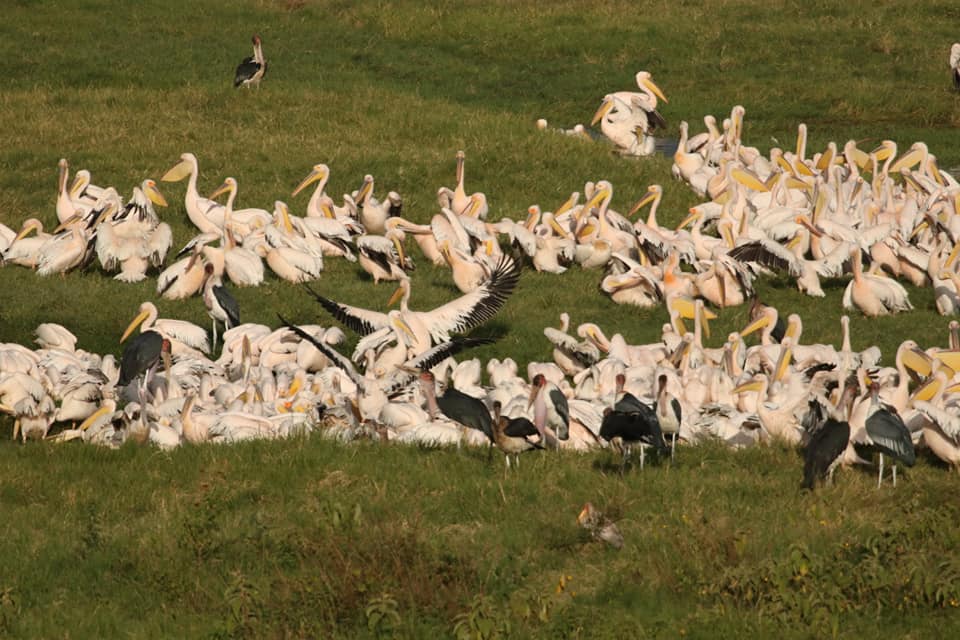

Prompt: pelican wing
xmin=304 ymin=283 xmax=389 ymax=336
xmin=728 ymin=240 xmax=803 ymax=277
xmin=418 ymin=254 xmax=521 ymax=343
xmin=379 ymin=336 xmax=496 ymax=397
xmin=280 ymin=315 xmax=365 ymax=390
xmin=913 ymin=400 xmax=960 ymax=441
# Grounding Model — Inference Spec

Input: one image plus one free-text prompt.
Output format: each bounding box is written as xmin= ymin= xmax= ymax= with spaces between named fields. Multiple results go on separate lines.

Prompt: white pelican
xmin=357 ymin=230 xmax=411 ymax=284
xmin=0 ymin=372 xmax=56 ymax=441
xmin=234 ymin=34 xmax=266 ymax=88
xmin=355 ymin=175 xmax=402 ymax=235
xmin=842 ymin=247 xmax=912 ymax=316
xmin=157 ymin=247 xmax=207 ymax=299
xmin=55 ymin=158 xmax=93 ymax=224
xmin=207 ymin=177 xmax=265 ymax=286
xmin=3 ymin=218 xmax=54 ymax=268
xmin=308 ymin=253 xmax=520 ymax=354
xmin=121 ymin=301 xmax=210 ymax=356
xmin=96 ymin=180 xmax=172 ymax=282
xmin=161 ymin=153 xmax=224 ymax=234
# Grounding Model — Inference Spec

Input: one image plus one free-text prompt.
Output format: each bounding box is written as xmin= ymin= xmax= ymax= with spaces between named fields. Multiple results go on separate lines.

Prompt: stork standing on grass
xmin=202 ymin=262 xmax=240 ymax=353
xmin=234 ymin=34 xmax=266 ymax=88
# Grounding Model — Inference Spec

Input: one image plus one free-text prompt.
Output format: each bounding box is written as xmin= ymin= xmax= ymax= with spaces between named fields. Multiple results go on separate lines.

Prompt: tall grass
xmin=2 ymin=1 xmax=960 ymax=636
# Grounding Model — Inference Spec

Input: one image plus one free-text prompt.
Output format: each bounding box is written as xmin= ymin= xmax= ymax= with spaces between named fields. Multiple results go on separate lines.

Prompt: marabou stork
xmin=234 ymin=34 xmax=266 ymax=88
xmin=529 ymin=372 xmax=570 ymax=447
xmin=419 ymin=371 xmax=493 ymax=443
xmin=862 ymin=382 xmax=916 ymax=487
xmin=802 ymin=383 xmax=856 ymax=490
xmin=202 ymin=262 xmax=240 ymax=353
xmin=492 ymin=401 xmax=543 ymax=469
xmin=118 ymin=333 xmax=169 ymax=393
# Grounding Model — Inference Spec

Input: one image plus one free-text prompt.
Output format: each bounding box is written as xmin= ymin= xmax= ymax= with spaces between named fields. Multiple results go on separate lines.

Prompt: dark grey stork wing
xmin=802 ymin=417 xmax=850 ymax=489
xmin=549 ymin=386 xmax=569 ymax=428
xmin=866 ymin=409 xmax=916 ymax=466
xmin=647 ymin=108 xmax=667 ymax=131
xmin=234 ymin=57 xmax=261 ymax=87
xmin=670 ymin=397 xmax=682 ymax=423
xmin=503 ymin=415 xmax=538 ymax=439
xmin=118 ymin=330 xmax=164 ymax=386
xmin=213 ymin=284 xmax=241 ymax=328
xmin=279 ymin=315 xmax=365 ymax=391
xmin=303 ymin=283 xmax=389 ymax=336
xmin=437 ymin=387 xmax=493 ymax=441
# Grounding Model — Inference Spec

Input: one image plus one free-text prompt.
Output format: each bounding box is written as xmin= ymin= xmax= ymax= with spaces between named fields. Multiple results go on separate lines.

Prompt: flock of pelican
xmin=3 ymin=70 xmax=960 ymax=486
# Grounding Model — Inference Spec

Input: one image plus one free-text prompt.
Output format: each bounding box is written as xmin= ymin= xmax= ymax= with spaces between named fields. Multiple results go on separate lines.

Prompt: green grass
xmin=3 ymin=0 xmax=960 ymax=636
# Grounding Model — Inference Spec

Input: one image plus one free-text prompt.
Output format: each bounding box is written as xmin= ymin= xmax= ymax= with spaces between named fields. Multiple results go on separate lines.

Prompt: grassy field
xmin=2 ymin=0 xmax=960 ymax=637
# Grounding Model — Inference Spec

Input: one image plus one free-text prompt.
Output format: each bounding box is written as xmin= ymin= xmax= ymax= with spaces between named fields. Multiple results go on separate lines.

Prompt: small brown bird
xmin=577 ymin=502 xmax=624 ymax=550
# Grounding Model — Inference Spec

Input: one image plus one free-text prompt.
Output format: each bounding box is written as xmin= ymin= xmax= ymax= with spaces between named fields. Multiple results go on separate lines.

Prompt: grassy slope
xmin=1 ymin=0 xmax=960 ymax=636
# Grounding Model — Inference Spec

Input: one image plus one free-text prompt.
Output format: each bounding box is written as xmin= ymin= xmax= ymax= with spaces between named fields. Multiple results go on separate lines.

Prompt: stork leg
xmin=671 ymin=433 xmax=676 ymax=462
xmin=893 ymin=463 xmax=897 ymax=488
xmin=877 ymin=453 xmax=884 ymax=488
xmin=211 ymin=319 xmax=219 ymax=354
xmin=640 ymin=444 xmax=645 ymax=471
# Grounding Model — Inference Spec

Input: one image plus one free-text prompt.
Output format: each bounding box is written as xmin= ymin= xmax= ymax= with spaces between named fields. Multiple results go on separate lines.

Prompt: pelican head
xmin=292 ymin=163 xmax=330 ymax=197
xmin=161 ymin=152 xmax=198 ymax=183
xmin=635 ymin=70 xmax=668 ymax=103
xmin=142 ymin=179 xmax=168 ymax=207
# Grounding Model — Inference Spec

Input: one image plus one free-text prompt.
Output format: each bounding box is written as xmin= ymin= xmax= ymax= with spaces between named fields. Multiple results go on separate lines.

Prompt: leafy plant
xmin=365 ymin=592 xmax=401 ymax=636
xmin=453 ymin=595 xmax=511 ymax=640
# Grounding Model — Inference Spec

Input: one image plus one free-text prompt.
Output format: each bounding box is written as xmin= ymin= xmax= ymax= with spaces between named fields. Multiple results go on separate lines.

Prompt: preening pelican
xmin=357 ymin=230 xmax=412 ymax=284
xmin=842 ymin=247 xmax=912 ymax=316
xmin=234 ymin=34 xmax=266 ymax=88
xmin=355 ymin=175 xmax=402 ymax=235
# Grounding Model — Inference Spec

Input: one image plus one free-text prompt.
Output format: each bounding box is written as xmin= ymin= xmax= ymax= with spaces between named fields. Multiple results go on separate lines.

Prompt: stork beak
xmin=527 ymin=384 xmax=539 ymax=409
xmin=161 ymin=159 xmax=192 ymax=182
xmin=145 ymin=181 xmax=168 ymax=207
xmin=120 ymin=309 xmax=151 ymax=343
xmin=590 ymin=98 xmax=615 ymax=126
xmin=79 ymin=405 xmax=113 ymax=431
xmin=292 ymin=165 xmax=327 ymax=197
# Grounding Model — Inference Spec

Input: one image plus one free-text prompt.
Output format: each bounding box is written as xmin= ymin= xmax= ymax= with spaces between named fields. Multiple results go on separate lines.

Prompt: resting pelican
xmin=55 ymin=158 xmax=93 ymax=224
xmin=207 ymin=177 xmax=265 ymax=286
xmin=3 ymin=218 xmax=53 ymax=268
xmin=354 ymin=175 xmax=402 ymax=235
xmin=842 ymin=247 xmax=912 ymax=316
xmin=234 ymin=34 xmax=266 ymax=88
xmin=309 ymin=253 xmax=520 ymax=354
xmin=156 ymin=247 xmax=206 ymax=299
